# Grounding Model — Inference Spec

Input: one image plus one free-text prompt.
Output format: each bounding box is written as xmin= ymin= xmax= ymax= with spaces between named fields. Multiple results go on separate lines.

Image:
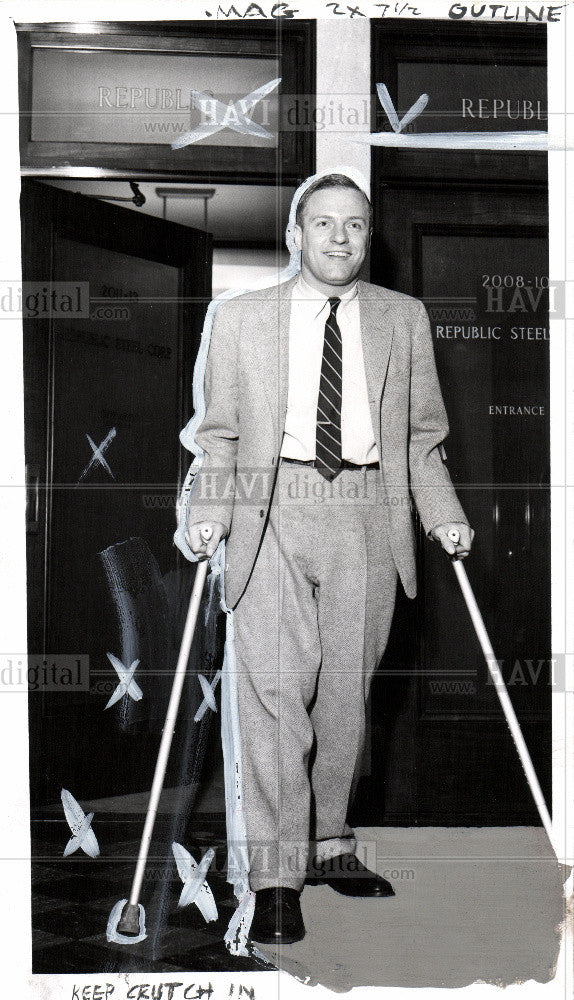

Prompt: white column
xmin=315 ymin=19 xmax=371 ymax=193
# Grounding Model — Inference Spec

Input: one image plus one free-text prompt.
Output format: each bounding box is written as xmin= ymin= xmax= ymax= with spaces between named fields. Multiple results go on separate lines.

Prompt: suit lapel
xmin=260 ymin=276 xmax=296 ymax=449
xmin=357 ymin=283 xmax=394 ymax=451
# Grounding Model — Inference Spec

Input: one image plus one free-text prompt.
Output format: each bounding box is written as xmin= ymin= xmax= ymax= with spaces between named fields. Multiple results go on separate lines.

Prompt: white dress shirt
xmin=280 ymin=275 xmax=379 ymax=465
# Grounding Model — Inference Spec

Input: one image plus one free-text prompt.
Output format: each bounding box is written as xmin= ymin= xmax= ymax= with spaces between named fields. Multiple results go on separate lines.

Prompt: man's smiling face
xmin=294 ymin=185 xmax=371 ymax=296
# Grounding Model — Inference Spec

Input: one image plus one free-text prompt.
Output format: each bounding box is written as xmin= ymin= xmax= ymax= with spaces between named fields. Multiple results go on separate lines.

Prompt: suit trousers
xmin=233 ymin=460 xmax=398 ymax=892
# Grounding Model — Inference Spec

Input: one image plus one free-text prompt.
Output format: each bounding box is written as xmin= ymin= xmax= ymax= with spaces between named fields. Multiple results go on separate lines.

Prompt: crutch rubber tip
xmin=117 ymin=903 xmax=141 ymax=936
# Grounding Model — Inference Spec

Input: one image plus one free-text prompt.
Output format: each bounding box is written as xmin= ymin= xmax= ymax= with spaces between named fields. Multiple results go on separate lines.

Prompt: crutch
xmin=113 ymin=526 xmax=213 ymax=938
xmin=447 ymin=527 xmax=555 ymax=855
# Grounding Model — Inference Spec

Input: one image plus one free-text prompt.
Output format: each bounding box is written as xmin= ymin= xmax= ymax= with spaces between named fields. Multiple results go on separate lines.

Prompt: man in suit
xmin=183 ymin=172 xmax=473 ymax=944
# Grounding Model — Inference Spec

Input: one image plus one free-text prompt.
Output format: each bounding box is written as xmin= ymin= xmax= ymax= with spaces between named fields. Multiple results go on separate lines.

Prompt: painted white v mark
xmin=172 ymin=78 xmax=281 ymax=149
xmin=376 ymin=83 xmax=429 ymax=133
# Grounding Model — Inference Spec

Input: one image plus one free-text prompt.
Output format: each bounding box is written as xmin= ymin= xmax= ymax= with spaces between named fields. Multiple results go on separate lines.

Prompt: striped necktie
xmin=315 ymin=296 xmax=343 ymax=481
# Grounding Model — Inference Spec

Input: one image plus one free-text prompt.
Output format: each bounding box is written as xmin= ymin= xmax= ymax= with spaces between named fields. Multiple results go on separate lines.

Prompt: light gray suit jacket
xmin=185 ymin=276 xmax=468 ymax=608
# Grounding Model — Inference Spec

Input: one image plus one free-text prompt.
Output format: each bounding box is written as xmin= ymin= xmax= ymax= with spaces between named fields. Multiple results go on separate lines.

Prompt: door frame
xmin=20 ymin=179 xmax=212 ymax=655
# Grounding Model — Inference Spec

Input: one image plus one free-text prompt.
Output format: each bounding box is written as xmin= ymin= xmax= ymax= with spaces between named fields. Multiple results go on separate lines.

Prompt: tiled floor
xmin=31 ymin=813 xmax=269 ymax=975
xmin=30 ymin=818 xmax=567 ymax=989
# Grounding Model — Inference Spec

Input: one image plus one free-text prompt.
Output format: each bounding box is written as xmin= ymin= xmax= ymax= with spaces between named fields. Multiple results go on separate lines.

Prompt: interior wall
xmin=212 ymin=248 xmax=290 ymax=298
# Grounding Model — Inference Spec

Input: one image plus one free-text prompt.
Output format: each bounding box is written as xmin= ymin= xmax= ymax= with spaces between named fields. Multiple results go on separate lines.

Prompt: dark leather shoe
xmin=306 ymin=853 xmax=395 ymax=897
xmin=249 ymin=887 xmax=305 ymax=944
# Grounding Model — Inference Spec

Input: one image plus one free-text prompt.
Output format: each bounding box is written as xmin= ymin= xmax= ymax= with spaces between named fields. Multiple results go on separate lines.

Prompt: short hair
xmin=295 ymin=173 xmax=373 ymax=229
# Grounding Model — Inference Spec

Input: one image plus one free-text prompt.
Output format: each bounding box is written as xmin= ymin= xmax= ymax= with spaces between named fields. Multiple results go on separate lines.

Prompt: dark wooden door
xmin=351 ymin=21 xmax=551 ymax=827
xmin=21 ymin=181 xmax=212 ymax=811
